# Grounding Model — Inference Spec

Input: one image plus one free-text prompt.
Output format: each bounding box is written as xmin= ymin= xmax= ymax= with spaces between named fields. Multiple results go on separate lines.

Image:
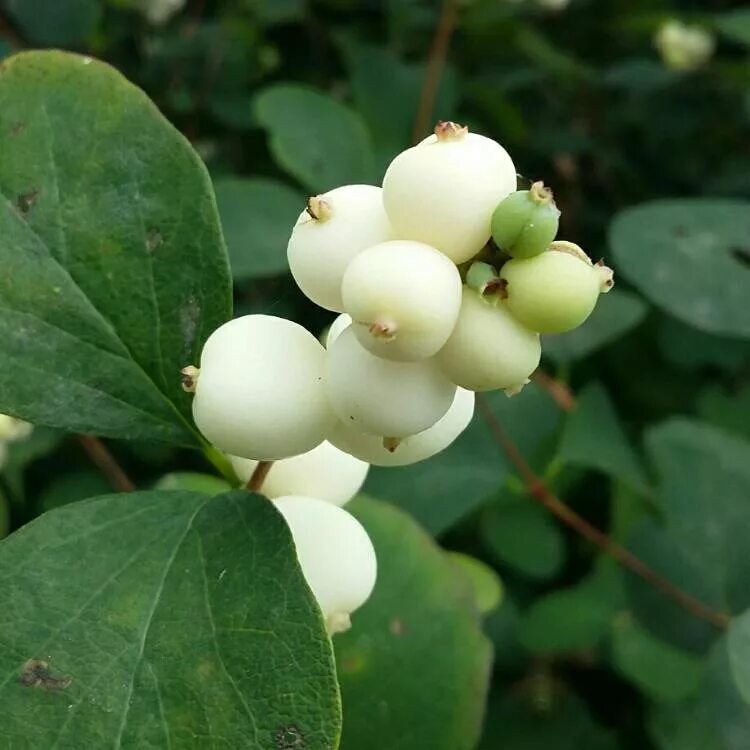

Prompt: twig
xmin=76 ymin=435 xmax=136 ymax=493
xmin=411 ymin=0 xmax=460 ymax=144
xmin=476 ymin=396 xmax=730 ymax=630
xmin=532 ymin=370 xmax=576 ymax=412
xmin=246 ymin=461 xmax=273 ymax=493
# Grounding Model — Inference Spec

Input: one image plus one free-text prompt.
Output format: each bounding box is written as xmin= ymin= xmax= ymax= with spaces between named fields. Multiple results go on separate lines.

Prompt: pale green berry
xmin=324 ymin=326 xmax=455 ymax=438
xmin=191 ymin=315 xmax=334 ymax=461
xmin=273 ymin=495 xmax=377 ymax=635
xmin=342 ymin=240 xmax=462 ymax=361
xmin=491 ymin=182 xmax=560 ymax=259
xmin=327 ymin=387 xmax=475 ymax=467
xmin=382 ymin=121 xmax=517 ymax=264
xmin=287 ymin=185 xmax=391 ymax=312
xmin=230 ymin=440 xmax=368 ymax=507
xmin=500 ymin=241 xmax=614 ymax=334
xmin=436 ymin=286 xmax=541 ymax=392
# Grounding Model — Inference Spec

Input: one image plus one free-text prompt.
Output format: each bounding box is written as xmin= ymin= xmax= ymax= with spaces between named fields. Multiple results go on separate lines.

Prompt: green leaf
xmin=37 ymin=470 xmax=112 ymax=512
xmin=714 ymin=10 xmax=750 ymax=47
xmin=520 ymin=561 xmax=623 ymax=653
xmin=610 ymin=614 xmax=703 ymax=702
xmin=728 ymin=609 xmax=750 ymax=704
xmin=3 ymin=0 xmax=100 ymax=46
xmin=214 ymin=177 xmax=304 ymax=282
xmin=448 ymin=552 xmax=504 ymax=615
xmin=609 ymin=200 xmax=750 ymax=338
xmin=0 ymin=51 xmax=231 ymax=445
xmin=154 ymin=472 xmax=233 ymax=495
xmin=481 ymin=501 xmax=565 ymax=580
xmin=0 ymin=489 xmax=7 ymax=538
xmin=698 ymin=383 xmax=750 ymax=442
xmin=543 ymin=288 xmax=648 ymax=364
xmin=253 ymin=84 xmax=375 ymax=192
xmin=0 ymin=490 xmax=341 ymax=747
xmin=648 ymin=702 xmax=724 ymax=750
xmin=558 ymin=382 xmax=650 ymax=493
xmin=336 ymin=497 xmax=492 ymax=750
xmin=364 ymin=382 xmax=563 ymax=535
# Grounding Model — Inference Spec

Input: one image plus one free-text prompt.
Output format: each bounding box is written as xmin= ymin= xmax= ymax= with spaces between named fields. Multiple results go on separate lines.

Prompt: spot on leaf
xmin=16 ymin=189 xmax=39 ymax=217
xmin=275 ymin=724 xmax=305 ymax=748
xmin=19 ymin=659 xmax=71 ymax=691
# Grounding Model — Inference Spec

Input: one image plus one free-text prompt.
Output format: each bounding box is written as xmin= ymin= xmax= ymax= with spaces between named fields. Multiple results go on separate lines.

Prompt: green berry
xmin=491 ymin=181 xmax=560 ymax=259
xmin=500 ymin=242 xmax=614 ymax=334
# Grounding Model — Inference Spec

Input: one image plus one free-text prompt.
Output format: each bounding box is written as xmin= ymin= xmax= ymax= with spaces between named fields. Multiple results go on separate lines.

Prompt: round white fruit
xmin=342 ymin=240 xmax=462 ymax=361
xmin=325 ymin=326 xmax=455 ymax=438
xmin=324 ymin=313 xmax=352 ymax=348
xmin=230 ymin=440 xmax=369 ymax=507
xmin=273 ymin=495 xmax=377 ymax=634
xmin=436 ymin=287 xmax=541 ymax=391
xmin=500 ymin=244 xmax=613 ymax=334
xmin=192 ymin=315 xmax=333 ymax=460
xmin=287 ymin=184 xmax=391 ymax=312
xmin=382 ymin=123 xmax=517 ymax=264
xmin=328 ymin=387 xmax=475 ymax=466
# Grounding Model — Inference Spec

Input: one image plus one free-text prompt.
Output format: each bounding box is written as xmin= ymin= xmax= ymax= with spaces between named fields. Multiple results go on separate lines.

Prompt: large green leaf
xmin=0 ymin=51 xmax=231 ymax=445
xmin=557 ymin=382 xmax=650 ymax=493
xmin=0 ymin=490 xmax=341 ymax=747
xmin=543 ymin=288 xmax=648 ymax=364
xmin=253 ymin=84 xmax=375 ymax=192
xmin=364 ymin=382 xmax=562 ymax=535
xmin=214 ymin=176 xmax=304 ymax=282
xmin=3 ymin=0 xmax=100 ymax=46
xmin=336 ymin=497 xmax=492 ymax=750
xmin=609 ymin=200 xmax=750 ymax=338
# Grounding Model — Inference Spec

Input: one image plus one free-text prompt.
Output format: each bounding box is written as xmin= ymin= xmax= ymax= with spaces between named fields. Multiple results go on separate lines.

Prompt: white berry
xmin=324 ymin=313 xmax=353 ymax=348
xmin=287 ymin=184 xmax=391 ymax=312
xmin=230 ymin=440 xmax=369 ymax=507
xmin=342 ymin=240 xmax=462 ymax=361
xmin=436 ymin=287 xmax=541 ymax=392
xmin=273 ymin=495 xmax=377 ymax=634
xmin=328 ymin=387 xmax=475 ymax=466
xmin=382 ymin=122 xmax=517 ymax=264
xmin=324 ymin=326 xmax=455 ymax=438
xmin=191 ymin=315 xmax=333 ymax=460
xmin=500 ymin=242 xmax=614 ymax=334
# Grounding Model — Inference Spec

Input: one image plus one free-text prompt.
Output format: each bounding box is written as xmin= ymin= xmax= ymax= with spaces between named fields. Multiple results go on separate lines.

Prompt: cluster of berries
xmin=184 ymin=121 xmax=613 ymax=634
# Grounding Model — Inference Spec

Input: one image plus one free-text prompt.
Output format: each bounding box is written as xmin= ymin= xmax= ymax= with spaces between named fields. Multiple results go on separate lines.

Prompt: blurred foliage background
xmin=1 ymin=0 xmax=750 ymax=748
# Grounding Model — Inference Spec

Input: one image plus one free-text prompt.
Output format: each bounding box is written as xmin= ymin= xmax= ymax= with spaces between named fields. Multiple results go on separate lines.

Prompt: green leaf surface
xmin=364 ymin=382 xmax=563 ymax=535
xmin=714 ymin=10 xmax=750 ymax=46
xmin=336 ymin=497 xmax=492 ymax=750
xmin=448 ymin=552 xmax=504 ymax=615
xmin=543 ymin=288 xmax=648 ymax=364
xmin=648 ymin=702 xmax=724 ymax=750
xmin=727 ymin=609 xmax=750 ymax=704
xmin=154 ymin=471 xmax=233 ymax=495
xmin=698 ymin=383 xmax=750 ymax=441
xmin=481 ymin=501 xmax=565 ymax=580
xmin=253 ymin=84 xmax=375 ymax=192
xmin=214 ymin=176 xmax=304 ymax=281
xmin=609 ymin=200 xmax=750 ymax=338
xmin=37 ymin=469 xmax=112 ymax=512
xmin=3 ymin=0 xmax=100 ymax=46
xmin=558 ymin=382 xmax=650 ymax=493
xmin=0 ymin=489 xmax=341 ymax=748
xmin=611 ymin=614 xmax=703 ymax=702
xmin=0 ymin=51 xmax=232 ymax=445
xmin=0 ymin=489 xmax=7 ymax=538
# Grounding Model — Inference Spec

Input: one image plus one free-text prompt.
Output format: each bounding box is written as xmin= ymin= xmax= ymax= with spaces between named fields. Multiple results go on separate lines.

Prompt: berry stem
xmin=76 ymin=435 xmax=136 ymax=493
xmin=247 ymin=460 xmax=274 ymax=493
xmin=476 ymin=395 xmax=730 ymax=631
xmin=529 ymin=181 xmax=555 ymax=205
xmin=531 ymin=370 xmax=576 ymax=412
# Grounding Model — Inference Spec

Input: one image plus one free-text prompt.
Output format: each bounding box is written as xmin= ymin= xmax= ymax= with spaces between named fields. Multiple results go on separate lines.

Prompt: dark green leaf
xmin=611 ymin=613 xmax=703 ymax=702
xmin=609 ymin=200 xmax=750 ymax=338
xmin=558 ymin=382 xmax=650 ymax=493
xmin=253 ymin=84 xmax=375 ymax=192
xmin=37 ymin=470 xmax=111 ymax=512
xmin=481 ymin=501 xmax=565 ymax=580
xmin=648 ymin=702 xmax=724 ymax=750
xmin=728 ymin=609 xmax=750 ymax=704
xmin=543 ymin=288 xmax=648 ymax=364
xmin=0 ymin=51 xmax=231 ymax=445
xmin=0 ymin=489 xmax=7 ymax=538
xmin=336 ymin=497 xmax=492 ymax=750
xmin=364 ymin=382 xmax=562 ymax=535
xmin=214 ymin=177 xmax=304 ymax=281
xmin=714 ymin=10 xmax=750 ymax=46
xmin=698 ymin=383 xmax=750 ymax=441
xmin=0 ymin=490 xmax=341 ymax=747
xmin=3 ymin=0 xmax=100 ymax=46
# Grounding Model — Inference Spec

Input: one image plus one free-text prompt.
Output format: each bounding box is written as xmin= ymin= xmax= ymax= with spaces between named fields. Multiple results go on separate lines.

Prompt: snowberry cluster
xmin=184 ymin=121 xmax=613 ymax=634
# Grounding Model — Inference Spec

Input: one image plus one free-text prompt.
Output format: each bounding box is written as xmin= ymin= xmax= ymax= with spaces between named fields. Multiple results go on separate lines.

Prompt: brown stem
xmin=411 ymin=0 xmax=460 ymax=144
xmin=532 ymin=370 xmax=576 ymax=412
xmin=76 ymin=435 xmax=136 ymax=493
xmin=246 ymin=461 xmax=273 ymax=493
xmin=476 ymin=396 xmax=730 ymax=630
